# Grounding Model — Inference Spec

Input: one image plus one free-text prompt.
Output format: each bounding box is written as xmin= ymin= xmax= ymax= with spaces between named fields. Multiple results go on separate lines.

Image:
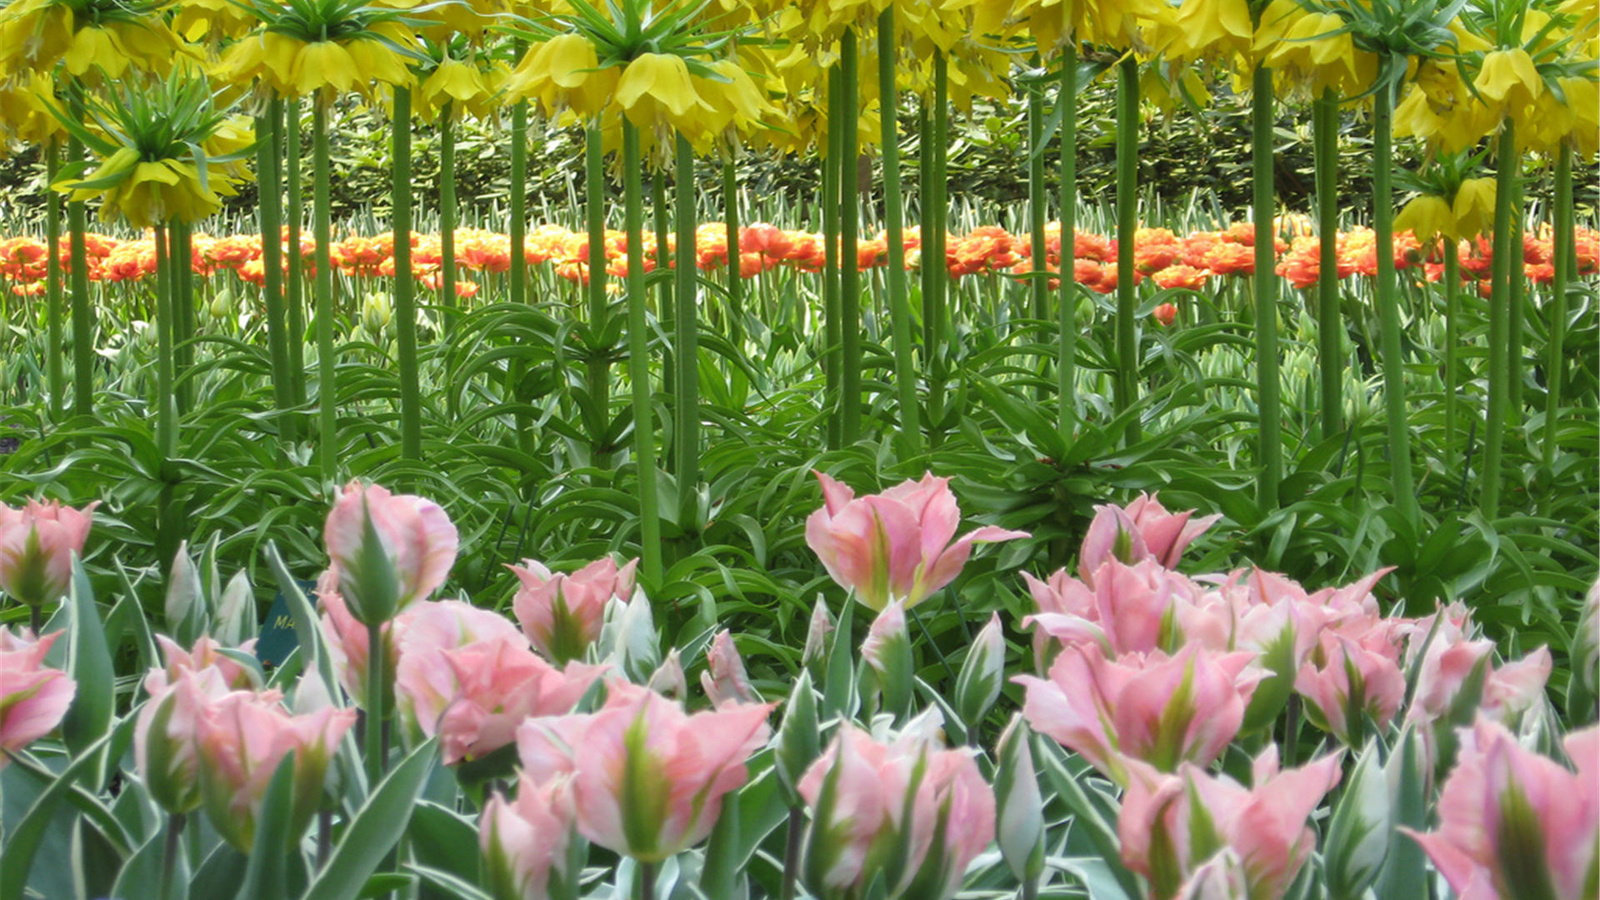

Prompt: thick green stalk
xmin=653 ymin=171 xmax=673 ymax=400
xmin=313 ymin=101 xmax=338 ymax=482
xmin=823 ymin=63 xmax=843 ymax=449
xmin=1542 ymin=144 xmax=1572 ymax=476
xmin=1058 ymin=45 xmax=1077 ymax=444
xmin=1443 ymin=239 xmax=1460 ymax=452
xmin=284 ymin=98 xmax=307 ymax=410
xmin=623 ymin=122 xmax=663 ymax=584
xmin=1114 ymin=56 xmax=1140 ymax=442
xmin=878 ymin=8 xmax=921 ymax=458
xmin=1027 ymin=59 xmax=1048 ymax=327
xmin=439 ymin=103 xmax=457 ymax=331
xmin=68 ymin=135 xmax=92 ymax=418
xmin=585 ymin=126 xmax=611 ymax=470
xmin=927 ymin=52 xmax=949 ymax=445
xmin=1373 ymin=83 xmax=1417 ymax=527
xmin=364 ymin=620 xmax=386 ymax=785
xmin=722 ymin=157 xmax=744 ymax=348
xmin=172 ymin=220 xmax=193 ymax=414
xmin=1505 ymin=167 xmax=1526 ymax=416
xmin=1252 ymin=65 xmax=1281 ymax=511
xmin=1314 ymin=88 xmax=1342 ymax=440
xmin=839 ymin=28 xmax=863 ymax=446
xmin=154 ymin=224 xmax=176 ymax=459
xmin=673 ymin=134 xmax=700 ymax=526
xmin=256 ymin=100 xmax=296 ymax=439
xmin=510 ymin=99 xmax=533 ymax=453
xmin=45 ymin=141 xmax=64 ymax=419
xmin=392 ymin=86 xmax=422 ymax=461
xmin=1482 ymin=122 xmax=1517 ymax=518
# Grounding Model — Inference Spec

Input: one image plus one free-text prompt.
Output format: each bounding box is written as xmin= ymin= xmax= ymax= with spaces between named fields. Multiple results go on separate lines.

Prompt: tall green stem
xmin=623 ymin=122 xmax=663 ymax=584
xmin=154 ymin=224 xmax=175 ymax=459
xmin=823 ymin=63 xmax=843 ymax=449
xmin=652 ymin=171 xmax=672 ymax=399
xmin=1058 ymin=45 xmax=1077 ymax=444
xmin=722 ymin=157 xmax=744 ymax=349
xmin=1443 ymin=239 xmax=1460 ymax=453
xmin=1113 ymin=56 xmax=1139 ymax=442
xmin=878 ymin=8 xmax=921 ymax=459
xmin=1252 ymin=65 xmax=1281 ymax=511
xmin=922 ymin=54 xmax=950 ymax=446
xmin=171 ymin=220 xmax=193 ymax=415
xmin=1314 ymin=88 xmax=1342 ymax=440
xmin=1373 ymin=82 xmax=1417 ymax=528
xmin=1027 ymin=58 xmax=1049 ymax=328
xmin=585 ymin=126 xmax=611 ymax=470
xmin=672 ymin=134 xmax=700 ymax=527
xmin=68 ymin=134 xmax=92 ymax=418
xmin=364 ymin=620 xmax=386 ymax=785
xmin=285 ymin=99 xmax=307 ymax=411
xmin=392 ymin=86 xmax=421 ymax=461
xmin=257 ymin=99 xmax=296 ymax=439
xmin=45 ymin=141 xmax=64 ymax=420
xmin=1542 ymin=144 xmax=1572 ymax=477
xmin=1481 ymin=121 xmax=1516 ymax=519
xmin=510 ymin=99 xmax=532 ymax=453
xmin=313 ymin=100 xmax=338 ymax=482
xmin=1505 ymin=165 xmax=1526 ymax=416
xmin=439 ymin=103 xmax=457 ymax=331
xmin=839 ymin=29 xmax=863 ymax=446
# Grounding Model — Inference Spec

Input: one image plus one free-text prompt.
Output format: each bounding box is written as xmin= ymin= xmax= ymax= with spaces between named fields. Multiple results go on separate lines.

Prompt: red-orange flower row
xmin=0 ymin=222 xmax=1593 ymax=299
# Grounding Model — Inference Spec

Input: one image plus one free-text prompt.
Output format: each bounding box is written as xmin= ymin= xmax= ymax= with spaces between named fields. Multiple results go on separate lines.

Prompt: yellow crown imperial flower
xmin=614 ymin=52 xmax=713 ymax=132
xmin=1450 ymin=178 xmax=1496 ymax=239
xmin=506 ymin=33 xmax=620 ymax=118
xmin=1393 ymin=195 xmax=1455 ymax=241
xmin=1475 ymin=47 xmax=1544 ymax=116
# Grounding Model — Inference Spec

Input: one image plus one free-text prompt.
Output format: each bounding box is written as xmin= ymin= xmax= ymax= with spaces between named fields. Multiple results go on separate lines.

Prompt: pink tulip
xmin=510 ymin=556 xmax=637 ymax=664
xmin=1406 ymin=718 xmax=1598 ymax=900
xmin=1078 ymin=493 xmax=1218 ymax=583
xmin=145 ymin=634 xmax=261 ymax=696
xmin=797 ymin=712 xmax=995 ymax=900
xmin=805 ymin=471 xmax=1028 ymax=611
xmin=701 ymin=630 xmax=759 ymax=707
xmin=0 ymin=628 xmax=76 ymax=764
xmin=193 ymin=689 xmax=357 ymax=850
xmin=136 ymin=667 xmax=231 ymax=814
xmin=481 ymin=773 xmax=579 ymax=900
xmin=324 ymin=480 xmax=458 ymax=624
xmin=1017 ymin=642 xmax=1262 ymax=783
xmin=1481 ymin=646 xmax=1552 ymax=723
xmin=1294 ymin=634 xmax=1406 ymax=745
xmin=1119 ymin=748 xmax=1343 ymax=900
xmin=0 ymin=499 xmax=96 ymax=607
xmin=515 ymin=681 xmax=773 ymax=862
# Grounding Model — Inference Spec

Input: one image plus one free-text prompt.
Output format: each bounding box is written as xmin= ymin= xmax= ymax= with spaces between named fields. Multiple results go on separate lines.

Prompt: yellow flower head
xmin=1393 ymin=194 xmax=1454 ymax=241
xmin=1475 ymin=47 xmax=1544 ymax=115
xmin=614 ymin=52 xmax=712 ymax=132
xmin=506 ymin=33 xmax=619 ymax=118
xmin=1450 ymin=178 xmax=1496 ymax=239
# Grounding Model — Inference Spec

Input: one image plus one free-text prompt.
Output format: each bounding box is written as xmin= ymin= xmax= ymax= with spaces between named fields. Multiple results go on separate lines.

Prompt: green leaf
xmin=302 ymin=737 xmax=438 ymax=900
xmin=266 ymin=542 xmax=343 ymax=709
xmin=61 ymin=555 xmax=113 ymax=761
xmin=822 ymin=597 xmax=857 ymax=722
xmin=235 ymin=753 xmax=301 ymax=900
xmin=407 ymin=865 xmax=494 ymax=900
xmin=0 ymin=732 xmax=113 ymax=900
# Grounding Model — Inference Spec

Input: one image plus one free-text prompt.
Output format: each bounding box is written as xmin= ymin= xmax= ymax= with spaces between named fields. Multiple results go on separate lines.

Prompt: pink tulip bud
xmin=1481 ymin=646 xmax=1552 ymax=724
xmin=1017 ymin=643 xmax=1262 ymax=783
xmin=801 ymin=597 xmax=834 ymax=673
xmin=955 ymin=614 xmax=1007 ymax=727
xmin=798 ymin=710 xmax=995 ymax=900
xmin=145 ymin=634 xmax=261 ymax=697
xmin=0 ymin=628 xmax=76 ymax=764
xmin=481 ymin=773 xmax=580 ymax=900
xmin=136 ymin=667 xmax=230 ymax=814
xmin=193 ymin=689 xmax=357 ymax=850
xmin=324 ymin=481 xmax=458 ymax=625
xmin=1294 ymin=634 xmax=1406 ymax=745
xmin=861 ymin=601 xmax=913 ymax=719
xmin=0 ymin=499 xmax=96 ymax=607
xmin=515 ymin=681 xmax=773 ymax=863
xmin=805 ymin=471 xmax=1028 ymax=611
xmin=701 ymin=631 xmax=759 ymax=707
xmin=1078 ymin=494 xmax=1217 ymax=583
xmin=647 ymin=649 xmax=688 ymax=700
xmin=510 ymin=556 xmax=638 ymax=664
xmin=1405 ymin=718 xmax=1598 ymax=900
xmin=1119 ymin=748 xmax=1342 ymax=900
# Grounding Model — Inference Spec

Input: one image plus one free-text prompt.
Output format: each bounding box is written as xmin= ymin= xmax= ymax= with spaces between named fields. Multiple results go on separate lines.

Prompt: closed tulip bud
xmin=993 ymin=715 xmax=1045 ymax=883
xmin=701 ymin=630 xmax=759 ymax=708
xmin=323 ymin=480 xmax=458 ymax=626
xmin=481 ymin=773 xmax=580 ymax=900
xmin=1323 ymin=739 xmax=1392 ymax=900
xmin=773 ymin=670 xmax=820 ymax=804
xmin=213 ymin=570 xmax=256 ymax=648
xmin=1568 ymin=581 xmax=1599 ymax=724
xmin=165 ymin=541 xmax=205 ymax=642
xmin=861 ymin=601 xmax=913 ymax=721
xmin=801 ymin=596 xmax=834 ymax=676
xmin=510 ymin=556 xmax=637 ymax=664
xmin=0 ymin=628 xmax=77 ymax=764
xmin=607 ymin=590 xmax=659 ymax=684
xmin=137 ymin=667 xmax=230 ymax=814
xmin=646 ymin=649 xmax=687 ymax=700
xmin=0 ymin=499 xmax=97 ymax=608
xmin=955 ymin=614 xmax=1007 ymax=728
